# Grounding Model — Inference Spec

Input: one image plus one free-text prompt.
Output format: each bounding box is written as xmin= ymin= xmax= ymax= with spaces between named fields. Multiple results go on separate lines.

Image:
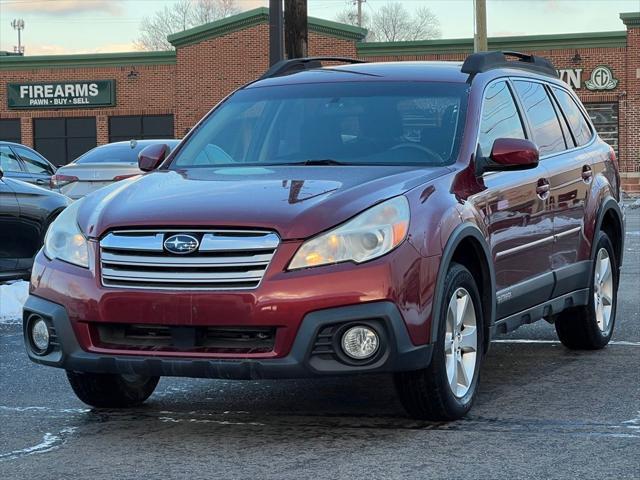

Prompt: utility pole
xmin=269 ymin=0 xmax=284 ymax=65
xmin=355 ymin=0 xmax=365 ymax=28
xmin=11 ymin=19 xmax=25 ymax=55
xmin=474 ymin=0 xmax=487 ymax=52
xmin=284 ymin=0 xmax=307 ymax=59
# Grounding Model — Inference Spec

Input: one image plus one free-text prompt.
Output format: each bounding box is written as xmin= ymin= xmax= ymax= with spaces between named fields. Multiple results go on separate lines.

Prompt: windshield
xmin=171 ymin=82 xmax=468 ymax=168
xmin=76 ymin=141 xmax=179 ymax=164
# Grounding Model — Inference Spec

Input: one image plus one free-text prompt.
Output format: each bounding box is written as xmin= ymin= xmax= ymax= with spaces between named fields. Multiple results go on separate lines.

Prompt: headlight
xmin=288 ymin=196 xmax=410 ymax=270
xmin=43 ymin=200 xmax=89 ymax=268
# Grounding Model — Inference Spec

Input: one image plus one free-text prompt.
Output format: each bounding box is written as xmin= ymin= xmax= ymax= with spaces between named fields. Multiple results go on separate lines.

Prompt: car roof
xmin=249 ymin=61 xmax=470 ymax=87
xmin=0 ymin=141 xmax=36 ymax=149
xmin=96 ymin=139 xmax=179 ymax=149
xmin=248 ymin=60 xmax=568 ymax=90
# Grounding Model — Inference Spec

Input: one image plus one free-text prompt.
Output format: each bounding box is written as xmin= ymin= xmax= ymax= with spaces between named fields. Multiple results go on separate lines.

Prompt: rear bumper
xmin=24 ymin=295 xmax=432 ymax=379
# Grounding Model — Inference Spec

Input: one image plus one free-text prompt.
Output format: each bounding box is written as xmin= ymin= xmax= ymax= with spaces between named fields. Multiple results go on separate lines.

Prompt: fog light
xmin=341 ymin=326 xmax=379 ymax=360
xmin=30 ymin=318 xmax=50 ymax=354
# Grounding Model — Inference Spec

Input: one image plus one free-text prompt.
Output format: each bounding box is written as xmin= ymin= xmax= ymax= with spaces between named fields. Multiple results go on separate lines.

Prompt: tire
xmin=554 ymin=231 xmax=618 ymax=350
xmin=66 ymin=371 xmax=159 ymax=408
xmin=394 ymin=262 xmax=484 ymax=421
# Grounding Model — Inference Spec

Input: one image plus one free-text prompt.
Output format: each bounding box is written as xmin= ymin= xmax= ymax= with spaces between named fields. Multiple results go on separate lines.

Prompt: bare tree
xmin=136 ymin=0 xmax=239 ymax=51
xmin=135 ymin=3 xmax=187 ymax=51
xmin=371 ymin=2 xmax=441 ymax=42
xmin=191 ymin=0 xmax=240 ymax=25
xmin=411 ymin=6 xmax=442 ymax=40
xmin=335 ymin=7 xmax=375 ymax=41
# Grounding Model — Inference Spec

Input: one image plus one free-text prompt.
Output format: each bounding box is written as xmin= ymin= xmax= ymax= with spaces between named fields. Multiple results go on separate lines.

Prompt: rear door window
xmin=13 ymin=146 xmax=54 ymax=174
xmin=0 ymin=146 xmax=23 ymax=173
xmin=552 ymin=87 xmax=593 ymax=147
xmin=478 ymin=81 xmax=526 ymax=156
xmin=513 ymin=80 xmax=566 ymax=156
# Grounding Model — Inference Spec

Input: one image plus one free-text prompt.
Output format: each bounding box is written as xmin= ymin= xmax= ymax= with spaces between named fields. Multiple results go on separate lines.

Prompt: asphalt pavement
xmin=1 ymin=204 xmax=638 ymax=480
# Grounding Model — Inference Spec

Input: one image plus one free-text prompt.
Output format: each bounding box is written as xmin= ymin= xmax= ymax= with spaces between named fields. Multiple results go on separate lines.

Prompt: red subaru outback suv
xmin=24 ymin=52 xmax=624 ymax=420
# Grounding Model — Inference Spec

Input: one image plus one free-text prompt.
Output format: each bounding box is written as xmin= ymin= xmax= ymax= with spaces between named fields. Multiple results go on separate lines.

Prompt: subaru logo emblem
xmin=164 ymin=234 xmax=199 ymax=255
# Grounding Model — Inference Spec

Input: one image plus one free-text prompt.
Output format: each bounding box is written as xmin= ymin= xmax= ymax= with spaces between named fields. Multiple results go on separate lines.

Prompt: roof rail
xmin=259 ymin=56 xmax=365 ymax=80
xmin=461 ymin=51 xmax=558 ymax=78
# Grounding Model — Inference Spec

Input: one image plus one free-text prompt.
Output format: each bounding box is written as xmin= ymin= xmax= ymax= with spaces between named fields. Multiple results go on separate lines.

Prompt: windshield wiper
xmin=282 ymin=159 xmax=347 ymax=166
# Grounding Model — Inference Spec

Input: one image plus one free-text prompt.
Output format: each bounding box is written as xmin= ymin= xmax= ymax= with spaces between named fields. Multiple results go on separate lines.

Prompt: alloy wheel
xmin=594 ymin=247 xmax=614 ymax=334
xmin=444 ymin=287 xmax=478 ymax=398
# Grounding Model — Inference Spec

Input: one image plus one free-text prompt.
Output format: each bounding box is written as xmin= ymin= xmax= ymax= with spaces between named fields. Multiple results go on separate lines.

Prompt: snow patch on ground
xmin=0 ymin=281 xmax=29 ymax=324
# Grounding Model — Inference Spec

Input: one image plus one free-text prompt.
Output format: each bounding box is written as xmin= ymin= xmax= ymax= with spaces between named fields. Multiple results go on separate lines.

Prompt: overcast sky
xmin=0 ymin=0 xmax=637 ymax=55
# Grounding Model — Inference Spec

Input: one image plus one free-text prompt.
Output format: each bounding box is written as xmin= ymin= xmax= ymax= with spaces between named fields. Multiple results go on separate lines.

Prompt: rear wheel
xmin=66 ymin=371 xmax=159 ymax=408
xmin=394 ymin=263 xmax=483 ymax=420
xmin=554 ymin=231 xmax=618 ymax=350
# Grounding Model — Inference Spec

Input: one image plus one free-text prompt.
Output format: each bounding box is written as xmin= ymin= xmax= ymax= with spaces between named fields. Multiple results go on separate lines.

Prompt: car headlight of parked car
xmin=289 ymin=196 xmax=410 ymax=270
xmin=43 ymin=200 xmax=89 ymax=268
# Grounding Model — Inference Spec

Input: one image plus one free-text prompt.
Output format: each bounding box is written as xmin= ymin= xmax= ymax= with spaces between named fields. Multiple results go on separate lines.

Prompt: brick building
xmin=1 ymin=7 xmax=638 ymax=192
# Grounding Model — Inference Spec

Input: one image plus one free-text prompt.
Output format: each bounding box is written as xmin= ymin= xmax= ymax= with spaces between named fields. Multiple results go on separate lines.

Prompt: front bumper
xmin=24 ymin=295 xmax=432 ymax=379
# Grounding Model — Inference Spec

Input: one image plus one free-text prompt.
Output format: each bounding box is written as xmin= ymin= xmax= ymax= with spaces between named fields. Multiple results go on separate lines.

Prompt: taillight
xmin=608 ymin=147 xmax=617 ymax=166
xmin=50 ymin=174 xmax=78 ymax=189
xmin=112 ymin=174 xmax=139 ymax=182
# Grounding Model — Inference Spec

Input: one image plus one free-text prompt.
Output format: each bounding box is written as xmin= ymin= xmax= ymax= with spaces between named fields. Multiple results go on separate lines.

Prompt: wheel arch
xmin=591 ymin=197 xmax=624 ymax=268
xmin=431 ymin=223 xmax=495 ymax=353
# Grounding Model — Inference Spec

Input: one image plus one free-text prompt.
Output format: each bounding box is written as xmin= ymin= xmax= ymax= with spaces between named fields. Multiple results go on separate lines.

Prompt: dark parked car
xmin=0 ymin=169 xmax=70 ymax=280
xmin=0 ymin=142 xmax=57 ymax=190
xmin=24 ymin=53 xmax=624 ymax=420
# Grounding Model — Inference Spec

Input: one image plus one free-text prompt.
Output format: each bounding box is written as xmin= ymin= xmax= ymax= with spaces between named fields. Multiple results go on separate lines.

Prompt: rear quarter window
xmin=552 ymin=87 xmax=593 ymax=147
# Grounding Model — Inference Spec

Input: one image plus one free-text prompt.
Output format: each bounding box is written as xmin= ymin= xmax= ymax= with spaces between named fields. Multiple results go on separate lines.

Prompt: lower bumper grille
xmin=95 ymin=324 xmax=276 ymax=354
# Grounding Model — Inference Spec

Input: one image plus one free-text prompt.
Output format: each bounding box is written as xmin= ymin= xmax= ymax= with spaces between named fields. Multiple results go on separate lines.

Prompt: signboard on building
xmin=6 ymin=80 xmax=115 ymax=109
xmin=557 ymin=66 xmax=619 ymax=91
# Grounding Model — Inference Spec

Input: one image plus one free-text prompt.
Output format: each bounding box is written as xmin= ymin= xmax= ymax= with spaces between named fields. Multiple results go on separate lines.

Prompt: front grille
xmin=95 ymin=324 xmax=276 ymax=354
xmin=99 ymin=229 xmax=279 ymax=290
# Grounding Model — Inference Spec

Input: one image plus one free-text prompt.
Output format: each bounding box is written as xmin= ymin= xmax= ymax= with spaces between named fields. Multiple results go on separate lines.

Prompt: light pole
xmin=11 ymin=18 xmax=25 ymax=55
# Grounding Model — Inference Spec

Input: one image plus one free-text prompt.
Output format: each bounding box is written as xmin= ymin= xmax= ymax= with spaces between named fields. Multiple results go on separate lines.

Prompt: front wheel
xmin=394 ymin=263 xmax=484 ymax=420
xmin=66 ymin=371 xmax=159 ymax=408
xmin=554 ymin=231 xmax=618 ymax=350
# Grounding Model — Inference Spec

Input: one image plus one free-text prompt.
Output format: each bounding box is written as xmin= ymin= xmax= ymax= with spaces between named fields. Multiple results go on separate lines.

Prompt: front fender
xmin=429 ymin=222 xmax=496 ymax=348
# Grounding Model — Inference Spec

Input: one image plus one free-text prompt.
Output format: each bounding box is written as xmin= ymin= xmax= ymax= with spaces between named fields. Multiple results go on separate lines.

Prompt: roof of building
xmin=0 ymin=50 xmax=176 ymax=71
xmin=167 ymin=7 xmax=368 ymax=47
xmin=357 ymin=30 xmax=628 ymax=57
xmin=620 ymin=11 xmax=640 ymax=27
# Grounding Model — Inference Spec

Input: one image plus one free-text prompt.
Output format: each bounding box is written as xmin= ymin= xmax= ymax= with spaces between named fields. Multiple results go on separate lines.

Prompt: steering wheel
xmin=390 ymin=143 xmax=444 ymax=164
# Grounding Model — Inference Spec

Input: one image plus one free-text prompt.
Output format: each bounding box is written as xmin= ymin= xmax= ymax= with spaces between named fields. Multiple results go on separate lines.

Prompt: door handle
xmin=35 ymin=178 xmax=47 ymax=185
xmin=536 ymin=179 xmax=550 ymax=199
xmin=581 ymin=165 xmax=593 ymax=182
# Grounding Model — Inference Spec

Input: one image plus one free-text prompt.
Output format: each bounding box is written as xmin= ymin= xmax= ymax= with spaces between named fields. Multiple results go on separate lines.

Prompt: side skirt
xmin=491 ymin=288 xmax=590 ymax=336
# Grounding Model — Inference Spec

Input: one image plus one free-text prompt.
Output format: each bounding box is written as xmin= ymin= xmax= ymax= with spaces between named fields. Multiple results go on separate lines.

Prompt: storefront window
xmin=0 ymin=119 xmax=21 ymax=144
xmin=34 ymin=117 xmax=96 ymax=166
xmin=109 ymin=115 xmax=174 ymax=142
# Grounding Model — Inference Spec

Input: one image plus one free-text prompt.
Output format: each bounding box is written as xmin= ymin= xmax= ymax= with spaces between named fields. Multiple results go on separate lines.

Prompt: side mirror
xmin=138 ymin=143 xmax=170 ymax=172
xmin=477 ymin=138 xmax=539 ymax=175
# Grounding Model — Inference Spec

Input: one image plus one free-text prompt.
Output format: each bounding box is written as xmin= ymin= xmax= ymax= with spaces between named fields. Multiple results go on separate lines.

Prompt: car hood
xmin=77 ymin=165 xmax=450 ymax=240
